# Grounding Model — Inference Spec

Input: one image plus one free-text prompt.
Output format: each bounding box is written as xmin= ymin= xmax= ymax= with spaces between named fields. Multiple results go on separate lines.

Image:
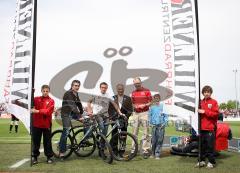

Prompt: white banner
xmin=4 ymin=0 xmax=35 ymax=133
xmin=47 ymin=0 xmax=199 ymax=132
xmin=159 ymin=0 xmax=200 ymax=132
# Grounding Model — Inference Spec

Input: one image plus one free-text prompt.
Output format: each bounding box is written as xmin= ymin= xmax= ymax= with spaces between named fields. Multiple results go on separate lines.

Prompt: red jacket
xmin=33 ymin=96 xmax=55 ymax=128
xmin=215 ymin=122 xmax=230 ymax=151
xmin=200 ymin=98 xmax=219 ymax=131
xmin=131 ymin=87 xmax=152 ymax=113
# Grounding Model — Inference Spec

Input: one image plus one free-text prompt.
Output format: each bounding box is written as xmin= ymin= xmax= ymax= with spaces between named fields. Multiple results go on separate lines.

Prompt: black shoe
xmin=32 ymin=157 xmax=38 ymax=165
xmin=47 ymin=158 xmax=53 ymax=164
xmin=59 ymin=155 xmax=65 ymax=161
xmin=81 ymin=140 xmax=93 ymax=147
xmin=113 ymin=150 xmax=119 ymax=156
xmin=119 ymin=151 xmax=125 ymax=158
xmin=98 ymin=149 xmax=106 ymax=159
xmin=98 ymin=150 xmax=101 ymax=157
xmin=143 ymin=153 xmax=149 ymax=159
xmin=172 ymin=146 xmax=183 ymax=153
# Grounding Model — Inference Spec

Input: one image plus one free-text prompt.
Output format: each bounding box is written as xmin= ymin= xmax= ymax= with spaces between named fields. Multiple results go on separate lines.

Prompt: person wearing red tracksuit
xmin=215 ymin=118 xmax=232 ymax=151
xmin=31 ymin=85 xmax=55 ymax=164
xmin=196 ymin=85 xmax=219 ymax=169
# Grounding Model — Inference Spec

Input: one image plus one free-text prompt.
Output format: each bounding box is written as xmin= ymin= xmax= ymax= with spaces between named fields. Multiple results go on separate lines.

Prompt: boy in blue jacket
xmin=148 ymin=94 xmax=168 ymax=159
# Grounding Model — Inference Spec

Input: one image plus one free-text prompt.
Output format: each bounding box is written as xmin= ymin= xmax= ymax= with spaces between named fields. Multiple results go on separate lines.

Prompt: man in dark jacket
xmin=109 ymin=84 xmax=133 ymax=156
xmin=59 ymin=80 xmax=83 ymax=158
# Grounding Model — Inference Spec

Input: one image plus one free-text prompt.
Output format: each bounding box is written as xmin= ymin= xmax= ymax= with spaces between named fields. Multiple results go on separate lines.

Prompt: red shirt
xmin=131 ymin=87 xmax=152 ymax=113
xmin=33 ymin=96 xmax=55 ymax=128
xmin=200 ymin=98 xmax=219 ymax=131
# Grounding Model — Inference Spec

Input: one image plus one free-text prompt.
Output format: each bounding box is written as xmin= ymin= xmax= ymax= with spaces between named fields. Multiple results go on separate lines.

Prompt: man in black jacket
xmin=108 ymin=84 xmax=133 ymax=156
xmin=59 ymin=80 xmax=83 ymax=158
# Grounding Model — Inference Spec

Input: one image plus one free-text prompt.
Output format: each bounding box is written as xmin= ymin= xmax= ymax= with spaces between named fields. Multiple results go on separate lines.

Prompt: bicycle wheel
xmin=73 ymin=128 xmax=96 ymax=157
xmin=96 ymin=133 xmax=113 ymax=164
xmin=51 ymin=129 xmax=73 ymax=159
xmin=110 ymin=131 xmax=138 ymax=161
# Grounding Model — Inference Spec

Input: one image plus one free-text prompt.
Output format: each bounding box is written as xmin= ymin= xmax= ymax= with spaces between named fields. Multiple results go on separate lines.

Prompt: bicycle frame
xmin=105 ymin=119 xmax=122 ymax=138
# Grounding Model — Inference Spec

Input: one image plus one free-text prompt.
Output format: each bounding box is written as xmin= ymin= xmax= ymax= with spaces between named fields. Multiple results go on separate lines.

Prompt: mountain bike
xmin=106 ymin=115 xmax=138 ymax=161
xmin=51 ymin=113 xmax=113 ymax=164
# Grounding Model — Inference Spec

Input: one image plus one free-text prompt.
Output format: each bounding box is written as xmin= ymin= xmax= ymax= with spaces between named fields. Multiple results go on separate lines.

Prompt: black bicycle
xmin=106 ymin=115 xmax=138 ymax=161
xmin=51 ymin=113 xmax=113 ymax=164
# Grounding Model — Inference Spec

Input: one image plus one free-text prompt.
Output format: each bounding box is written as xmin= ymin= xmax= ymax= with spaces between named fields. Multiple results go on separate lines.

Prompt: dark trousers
xmin=182 ymin=141 xmax=198 ymax=153
xmin=110 ymin=119 xmax=128 ymax=155
xmin=199 ymin=130 xmax=216 ymax=164
xmin=32 ymin=127 xmax=53 ymax=158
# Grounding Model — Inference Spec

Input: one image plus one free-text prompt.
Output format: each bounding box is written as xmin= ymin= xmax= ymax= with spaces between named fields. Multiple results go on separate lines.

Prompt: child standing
xmin=148 ymin=94 xmax=168 ymax=159
xmin=196 ymin=85 xmax=219 ymax=169
xmin=31 ymin=85 xmax=55 ymax=164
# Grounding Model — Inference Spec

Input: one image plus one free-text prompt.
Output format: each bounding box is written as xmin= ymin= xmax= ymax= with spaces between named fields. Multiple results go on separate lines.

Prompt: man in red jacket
xmin=196 ymin=85 xmax=219 ymax=169
xmin=31 ymin=85 xmax=55 ymax=164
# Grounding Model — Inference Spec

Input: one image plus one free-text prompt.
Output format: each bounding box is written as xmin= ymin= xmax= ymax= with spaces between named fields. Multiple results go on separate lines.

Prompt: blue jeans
xmin=97 ymin=116 xmax=109 ymax=136
xmin=151 ymin=125 xmax=165 ymax=157
xmin=96 ymin=116 xmax=109 ymax=150
xmin=59 ymin=127 xmax=71 ymax=153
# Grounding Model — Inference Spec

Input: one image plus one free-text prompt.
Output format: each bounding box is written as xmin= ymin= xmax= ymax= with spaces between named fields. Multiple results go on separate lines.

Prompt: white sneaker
xmin=195 ymin=161 xmax=206 ymax=168
xmin=206 ymin=162 xmax=214 ymax=169
xmin=155 ymin=156 xmax=160 ymax=160
xmin=150 ymin=155 xmax=155 ymax=159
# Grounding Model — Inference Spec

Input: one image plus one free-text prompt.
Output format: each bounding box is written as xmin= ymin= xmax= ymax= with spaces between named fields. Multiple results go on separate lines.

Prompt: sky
xmin=0 ymin=0 xmax=239 ymax=107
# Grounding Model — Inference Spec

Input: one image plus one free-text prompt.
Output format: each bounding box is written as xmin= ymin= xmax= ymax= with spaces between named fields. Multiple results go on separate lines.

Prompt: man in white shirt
xmin=87 ymin=82 xmax=122 ymax=135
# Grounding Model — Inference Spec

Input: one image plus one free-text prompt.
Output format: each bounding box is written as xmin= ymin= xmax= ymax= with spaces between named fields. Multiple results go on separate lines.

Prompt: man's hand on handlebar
xmin=119 ymin=113 xmax=127 ymax=120
xmin=87 ymin=110 xmax=93 ymax=117
xmin=78 ymin=117 xmax=84 ymax=123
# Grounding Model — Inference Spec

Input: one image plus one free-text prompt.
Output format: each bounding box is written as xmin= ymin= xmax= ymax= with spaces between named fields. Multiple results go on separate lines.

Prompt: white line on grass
xmin=9 ymin=148 xmax=44 ymax=169
xmin=9 ymin=159 xmax=30 ymax=169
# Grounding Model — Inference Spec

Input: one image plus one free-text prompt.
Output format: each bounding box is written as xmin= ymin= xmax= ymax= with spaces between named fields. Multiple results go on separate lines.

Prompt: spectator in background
xmin=171 ymin=115 xmax=232 ymax=156
xmin=9 ymin=114 xmax=19 ymax=133
xmin=215 ymin=113 xmax=232 ymax=152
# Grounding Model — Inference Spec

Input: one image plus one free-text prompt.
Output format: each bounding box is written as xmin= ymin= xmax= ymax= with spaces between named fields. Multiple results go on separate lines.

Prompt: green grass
xmin=0 ymin=119 xmax=189 ymax=144
xmin=0 ymin=118 xmax=239 ymax=173
xmin=0 ymin=143 xmax=239 ymax=173
xmin=225 ymin=121 xmax=240 ymax=138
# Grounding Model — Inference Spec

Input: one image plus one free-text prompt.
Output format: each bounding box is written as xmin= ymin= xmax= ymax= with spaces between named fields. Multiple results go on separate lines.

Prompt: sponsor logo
xmin=171 ymin=0 xmax=184 ymax=4
xmin=208 ymin=104 xmax=212 ymax=109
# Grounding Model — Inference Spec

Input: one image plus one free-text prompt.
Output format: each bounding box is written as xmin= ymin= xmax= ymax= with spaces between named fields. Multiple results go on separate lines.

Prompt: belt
xmin=135 ymin=110 xmax=147 ymax=113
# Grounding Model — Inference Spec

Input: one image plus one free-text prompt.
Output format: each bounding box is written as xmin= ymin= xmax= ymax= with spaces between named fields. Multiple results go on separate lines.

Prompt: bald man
xmin=131 ymin=77 xmax=152 ymax=158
